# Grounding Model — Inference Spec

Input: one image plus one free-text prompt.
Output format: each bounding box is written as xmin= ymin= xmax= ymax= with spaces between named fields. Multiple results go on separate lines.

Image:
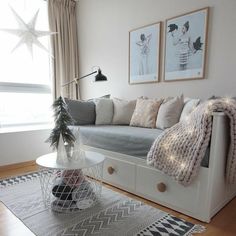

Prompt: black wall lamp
xmin=62 ymin=67 xmax=107 ymax=99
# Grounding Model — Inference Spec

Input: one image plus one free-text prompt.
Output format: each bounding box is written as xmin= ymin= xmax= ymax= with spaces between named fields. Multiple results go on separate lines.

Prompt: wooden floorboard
xmin=0 ymin=165 xmax=38 ymax=236
xmin=0 ymin=160 xmax=36 ymax=172
xmin=0 ymin=164 xmax=236 ymax=236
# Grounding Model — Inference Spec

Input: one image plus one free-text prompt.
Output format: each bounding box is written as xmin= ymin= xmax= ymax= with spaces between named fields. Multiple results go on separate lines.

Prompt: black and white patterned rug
xmin=0 ymin=172 xmax=205 ymax=236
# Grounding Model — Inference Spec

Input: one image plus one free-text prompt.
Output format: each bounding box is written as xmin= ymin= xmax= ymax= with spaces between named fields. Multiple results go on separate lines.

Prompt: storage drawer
xmin=103 ymin=157 xmax=136 ymax=191
xmin=136 ymin=165 xmax=199 ymax=212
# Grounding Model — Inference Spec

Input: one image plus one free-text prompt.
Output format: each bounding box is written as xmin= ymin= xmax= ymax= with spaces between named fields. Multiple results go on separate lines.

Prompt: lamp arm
xmin=78 ymin=70 xmax=97 ymax=80
xmin=61 ymin=70 xmax=97 ymax=87
xmin=61 ymin=79 xmax=76 ymax=87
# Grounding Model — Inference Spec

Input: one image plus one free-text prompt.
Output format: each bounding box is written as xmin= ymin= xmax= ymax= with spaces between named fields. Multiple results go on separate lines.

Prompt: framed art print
xmin=164 ymin=7 xmax=209 ymax=82
xmin=129 ymin=22 xmax=161 ymax=84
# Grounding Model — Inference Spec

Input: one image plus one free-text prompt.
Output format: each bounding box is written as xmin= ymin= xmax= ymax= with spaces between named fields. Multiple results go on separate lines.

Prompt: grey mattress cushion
xmin=70 ymin=125 xmax=209 ymax=167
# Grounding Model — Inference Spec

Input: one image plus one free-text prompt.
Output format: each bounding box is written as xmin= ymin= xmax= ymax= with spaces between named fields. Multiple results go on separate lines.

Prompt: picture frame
xmin=164 ymin=7 xmax=209 ymax=82
xmin=129 ymin=22 xmax=161 ymax=84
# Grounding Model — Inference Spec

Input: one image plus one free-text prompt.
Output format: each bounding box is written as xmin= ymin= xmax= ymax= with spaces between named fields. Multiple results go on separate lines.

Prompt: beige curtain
xmin=48 ymin=0 xmax=79 ymax=99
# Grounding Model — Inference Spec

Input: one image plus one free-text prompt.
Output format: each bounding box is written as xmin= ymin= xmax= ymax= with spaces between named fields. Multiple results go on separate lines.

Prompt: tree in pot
xmin=46 ymin=97 xmax=89 ymax=209
xmin=46 ymin=96 xmax=75 ymax=163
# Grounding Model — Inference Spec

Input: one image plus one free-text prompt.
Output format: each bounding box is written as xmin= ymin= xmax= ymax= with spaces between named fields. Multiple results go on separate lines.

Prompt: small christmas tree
xmin=46 ymin=96 xmax=75 ymax=151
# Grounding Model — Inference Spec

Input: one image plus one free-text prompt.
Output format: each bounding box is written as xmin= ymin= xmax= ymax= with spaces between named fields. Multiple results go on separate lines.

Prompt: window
xmin=0 ymin=0 xmax=53 ymax=128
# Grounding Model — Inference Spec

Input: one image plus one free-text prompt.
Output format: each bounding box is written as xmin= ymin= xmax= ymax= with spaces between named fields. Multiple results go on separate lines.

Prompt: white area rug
xmin=0 ymin=172 xmax=205 ymax=235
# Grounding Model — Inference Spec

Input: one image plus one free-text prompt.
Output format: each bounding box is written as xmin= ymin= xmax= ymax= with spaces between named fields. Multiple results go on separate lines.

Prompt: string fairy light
xmin=187 ymin=127 xmax=195 ymax=135
xmin=162 ymin=142 xmax=169 ymax=151
xmin=167 ymin=153 xmax=187 ymax=171
xmin=171 ymin=134 xmax=178 ymax=141
xmin=180 ymin=162 xmax=186 ymax=169
xmin=158 ymin=97 xmax=235 ymax=173
xmin=223 ymin=96 xmax=233 ymax=105
xmin=169 ymin=155 xmax=175 ymax=161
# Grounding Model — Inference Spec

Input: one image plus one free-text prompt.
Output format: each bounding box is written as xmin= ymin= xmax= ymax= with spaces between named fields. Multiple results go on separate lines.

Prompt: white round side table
xmin=36 ymin=151 xmax=104 ymax=213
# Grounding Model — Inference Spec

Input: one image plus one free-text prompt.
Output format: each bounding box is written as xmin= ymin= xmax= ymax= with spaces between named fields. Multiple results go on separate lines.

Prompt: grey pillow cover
xmin=112 ymin=98 xmax=136 ymax=125
xmin=64 ymin=98 xmax=96 ymax=125
xmin=94 ymin=98 xmax=114 ymax=125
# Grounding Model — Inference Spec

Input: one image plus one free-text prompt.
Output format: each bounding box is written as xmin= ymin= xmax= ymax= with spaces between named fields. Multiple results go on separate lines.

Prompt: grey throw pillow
xmin=156 ymin=95 xmax=184 ymax=129
xmin=64 ymin=98 xmax=96 ymax=125
xmin=112 ymin=98 xmax=136 ymax=125
xmin=94 ymin=98 xmax=114 ymax=125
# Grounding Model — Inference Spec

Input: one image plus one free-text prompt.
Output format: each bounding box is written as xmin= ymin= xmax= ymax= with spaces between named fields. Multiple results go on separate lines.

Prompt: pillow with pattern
xmin=130 ymin=98 xmax=163 ymax=128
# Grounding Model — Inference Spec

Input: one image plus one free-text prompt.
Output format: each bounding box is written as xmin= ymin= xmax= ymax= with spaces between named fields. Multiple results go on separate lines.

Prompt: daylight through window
xmin=0 ymin=0 xmax=53 ymax=128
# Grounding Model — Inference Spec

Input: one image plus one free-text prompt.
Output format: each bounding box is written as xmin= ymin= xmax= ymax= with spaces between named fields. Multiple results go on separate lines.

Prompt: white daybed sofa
xmin=73 ymin=112 xmax=236 ymax=223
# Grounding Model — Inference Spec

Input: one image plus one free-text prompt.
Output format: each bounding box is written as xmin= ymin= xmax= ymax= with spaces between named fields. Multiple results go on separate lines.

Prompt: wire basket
xmin=38 ymin=163 xmax=103 ymax=213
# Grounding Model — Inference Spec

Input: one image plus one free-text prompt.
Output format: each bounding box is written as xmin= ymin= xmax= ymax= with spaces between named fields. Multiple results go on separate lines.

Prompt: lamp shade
xmin=95 ymin=69 xmax=107 ymax=82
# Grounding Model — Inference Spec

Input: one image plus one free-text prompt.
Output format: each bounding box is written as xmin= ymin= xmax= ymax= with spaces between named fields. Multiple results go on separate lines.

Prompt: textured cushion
xmin=112 ymin=98 xmax=136 ymax=125
xmin=156 ymin=95 xmax=184 ymax=129
xmin=94 ymin=98 xmax=114 ymax=125
xmin=65 ymin=98 xmax=95 ymax=125
xmin=179 ymin=99 xmax=200 ymax=122
xmin=130 ymin=98 xmax=163 ymax=128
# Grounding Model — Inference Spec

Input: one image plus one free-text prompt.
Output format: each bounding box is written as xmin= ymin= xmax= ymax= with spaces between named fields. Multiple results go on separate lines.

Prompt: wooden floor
xmin=0 ymin=164 xmax=236 ymax=236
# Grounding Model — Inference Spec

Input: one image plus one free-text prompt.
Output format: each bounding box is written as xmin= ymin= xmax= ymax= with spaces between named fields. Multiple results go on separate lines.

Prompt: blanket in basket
xmin=147 ymin=98 xmax=236 ymax=186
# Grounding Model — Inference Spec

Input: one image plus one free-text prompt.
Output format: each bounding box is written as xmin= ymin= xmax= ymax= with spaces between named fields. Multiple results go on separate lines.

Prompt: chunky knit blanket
xmin=147 ymin=99 xmax=236 ymax=186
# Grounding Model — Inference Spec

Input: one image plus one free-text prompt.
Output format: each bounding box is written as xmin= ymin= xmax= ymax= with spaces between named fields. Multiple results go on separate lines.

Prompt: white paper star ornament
xmin=1 ymin=7 xmax=57 ymax=57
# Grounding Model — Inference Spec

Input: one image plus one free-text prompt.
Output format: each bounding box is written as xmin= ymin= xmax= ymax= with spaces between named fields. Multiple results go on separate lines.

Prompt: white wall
xmin=0 ymin=129 xmax=51 ymax=166
xmin=77 ymin=0 xmax=236 ymax=100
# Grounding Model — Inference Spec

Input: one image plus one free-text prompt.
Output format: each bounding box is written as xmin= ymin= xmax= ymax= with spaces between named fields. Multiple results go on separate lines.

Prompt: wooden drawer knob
xmin=107 ymin=166 xmax=115 ymax=175
xmin=157 ymin=182 xmax=166 ymax=192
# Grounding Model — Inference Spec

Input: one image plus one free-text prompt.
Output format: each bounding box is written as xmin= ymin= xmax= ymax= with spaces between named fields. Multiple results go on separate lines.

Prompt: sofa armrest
xmin=209 ymin=112 xmax=229 ymax=167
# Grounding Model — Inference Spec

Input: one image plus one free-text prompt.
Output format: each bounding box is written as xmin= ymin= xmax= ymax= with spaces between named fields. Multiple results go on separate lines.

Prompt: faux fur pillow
xmin=130 ymin=98 xmax=163 ymax=128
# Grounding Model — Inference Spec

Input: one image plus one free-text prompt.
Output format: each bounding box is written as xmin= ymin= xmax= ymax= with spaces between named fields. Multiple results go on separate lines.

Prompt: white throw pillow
xmin=156 ymin=95 xmax=184 ymax=129
xmin=179 ymin=99 xmax=200 ymax=122
xmin=112 ymin=98 xmax=136 ymax=125
xmin=94 ymin=98 xmax=113 ymax=125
